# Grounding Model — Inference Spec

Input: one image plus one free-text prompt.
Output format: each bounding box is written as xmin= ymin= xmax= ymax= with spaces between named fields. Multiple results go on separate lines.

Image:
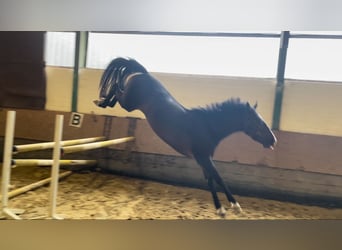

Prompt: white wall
xmin=45 ymin=67 xmax=73 ymax=112
xmin=281 ymin=80 xmax=342 ymax=136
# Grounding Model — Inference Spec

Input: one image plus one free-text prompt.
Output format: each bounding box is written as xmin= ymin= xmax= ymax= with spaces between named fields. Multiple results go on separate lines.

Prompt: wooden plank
xmin=0 ymin=109 xmax=106 ymax=141
xmin=130 ymin=117 xmax=342 ymax=176
xmin=102 ymin=150 xmax=342 ymax=207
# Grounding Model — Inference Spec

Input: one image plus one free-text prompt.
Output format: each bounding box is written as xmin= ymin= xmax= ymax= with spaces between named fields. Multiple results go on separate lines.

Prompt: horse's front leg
xmin=208 ymin=159 xmax=242 ymax=213
xmin=195 ymin=156 xmax=227 ymax=217
xmin=197 ymin=156 xmax=242 ymax=214
xmin=207 ymin=175 xmax=226 ymax=217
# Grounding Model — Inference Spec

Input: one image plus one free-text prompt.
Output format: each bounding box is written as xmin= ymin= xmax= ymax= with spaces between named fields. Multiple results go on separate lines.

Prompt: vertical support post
xmin=272 ymin=31 xmax=290 ymax=130
xmin=0 ymin=111 xmax=21 ymax=219
xmin=48 ymin=114 xmax=64 ymax=219
xmin=72 ymin=31 xmax=88 ymax=112
xmin=1 ymin=111 xmax=16 ymax=209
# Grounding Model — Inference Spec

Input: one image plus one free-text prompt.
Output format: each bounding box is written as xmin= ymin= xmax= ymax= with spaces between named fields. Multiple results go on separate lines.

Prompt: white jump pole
xmin=13 ymin=136 xmax=105 ymax=154
xmin=62 ymin=136 xmax=135 ymax=154
xmin=12 ymin=159 xmax=97 ymax=167
xmin=48 ymin=114 xmax=64 ymax=219
xmin=1 ymin=111 xmax=21 ymax=219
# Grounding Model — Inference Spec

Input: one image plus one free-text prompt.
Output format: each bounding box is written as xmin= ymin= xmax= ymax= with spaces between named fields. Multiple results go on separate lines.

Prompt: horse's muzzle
xmin=265 ymin=129 xmax=277 ymax=150
xmin=264 ymin=137 xmax=277 ymax=150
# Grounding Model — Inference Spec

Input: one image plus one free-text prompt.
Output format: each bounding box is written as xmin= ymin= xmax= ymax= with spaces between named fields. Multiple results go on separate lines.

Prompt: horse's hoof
xmin=216 ymin=207 xmax=227 ymax=217
xmin=231 ymin=202 xmax=243 ymax=213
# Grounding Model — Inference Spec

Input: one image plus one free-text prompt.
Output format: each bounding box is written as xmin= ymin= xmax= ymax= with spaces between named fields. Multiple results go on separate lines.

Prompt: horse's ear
xmin=246 ymin=102 xmax=251 ymax=108
xmin=254 ymin=102 xmax=258 ymax=109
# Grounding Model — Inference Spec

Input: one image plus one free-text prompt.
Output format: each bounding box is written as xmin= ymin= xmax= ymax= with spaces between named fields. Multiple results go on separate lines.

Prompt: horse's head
xmin=243 ymin=102 xmax=277 ymax=150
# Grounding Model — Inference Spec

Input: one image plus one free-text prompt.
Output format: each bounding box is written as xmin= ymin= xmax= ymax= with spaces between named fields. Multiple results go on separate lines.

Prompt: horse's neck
xmin=206 ymin=107 xmax=245 ymax=141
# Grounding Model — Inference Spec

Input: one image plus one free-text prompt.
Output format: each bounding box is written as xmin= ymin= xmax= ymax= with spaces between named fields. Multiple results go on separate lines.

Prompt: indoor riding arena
xmin=1 ymin=31 xmax=342 ymax=220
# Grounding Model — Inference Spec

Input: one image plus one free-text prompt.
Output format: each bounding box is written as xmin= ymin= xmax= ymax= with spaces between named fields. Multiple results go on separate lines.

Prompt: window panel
xmin=86 ymin=33 xmax=279 ymax=78
xmin=44 ymin=32 xmax=76 ymax=67
xmin=286 ymin=37 xmax=342 ymax=82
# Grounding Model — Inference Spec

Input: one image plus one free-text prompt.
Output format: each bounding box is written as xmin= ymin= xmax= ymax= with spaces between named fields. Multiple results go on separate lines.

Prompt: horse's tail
xmin=94 ymin=57 xmax=148 ymax=108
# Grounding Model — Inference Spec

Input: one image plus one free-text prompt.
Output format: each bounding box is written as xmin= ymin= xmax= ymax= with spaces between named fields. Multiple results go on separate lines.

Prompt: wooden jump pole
xmin=1 ymin=111 xmax=133 ymax=219
xmin=1 ymin=111 xmax=104 ymax=219
xmin=62 ymin=136 xmax=135 ymax=154
xmin=48 ymin=114 xmax=64 ymax=219
xmin=0 ymin=111 xmax=16 ymax=219
xmin=0 ymin=171 xmax=72 ymax=201
xmin=13 ymin=136 xmax=105 ymax=154
xmin=12 ymin=159 xmax=97 ymax=167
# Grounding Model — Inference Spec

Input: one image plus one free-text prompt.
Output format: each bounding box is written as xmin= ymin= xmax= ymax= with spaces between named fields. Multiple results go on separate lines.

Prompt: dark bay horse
xmin=94 ymin=57 xmax=277 ymax=217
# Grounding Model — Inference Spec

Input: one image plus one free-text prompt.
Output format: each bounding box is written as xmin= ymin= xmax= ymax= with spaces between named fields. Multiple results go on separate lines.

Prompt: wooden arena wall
xmin=1 ymin=109 xmax=342 ymax=205
xmin=1 ymin=66 xmax=342 ymax=205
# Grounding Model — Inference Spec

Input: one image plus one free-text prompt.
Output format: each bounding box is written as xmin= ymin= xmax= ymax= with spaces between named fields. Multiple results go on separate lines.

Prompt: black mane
xmin=189 ymin=98 xmax=248 ymax=118
xmin=188 ymin=98 xmax=249 ymax=143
